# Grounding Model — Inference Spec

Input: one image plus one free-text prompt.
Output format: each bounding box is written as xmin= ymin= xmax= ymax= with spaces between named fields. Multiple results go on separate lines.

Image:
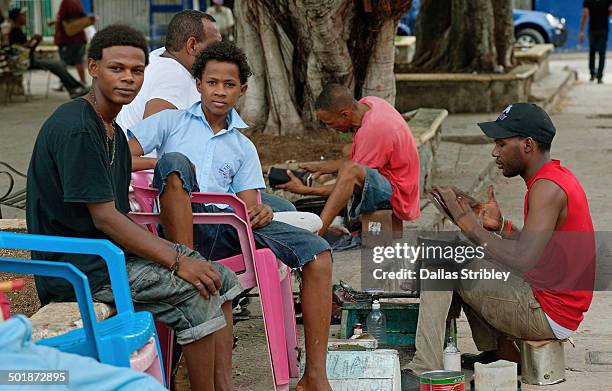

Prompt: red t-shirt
xmin=523 ymin=160 xmax=595 ymax=330
xmin=54 ymin=0 xmax=87 ymax=45
xmin=350 ymin=96 xmax=420 ymax=221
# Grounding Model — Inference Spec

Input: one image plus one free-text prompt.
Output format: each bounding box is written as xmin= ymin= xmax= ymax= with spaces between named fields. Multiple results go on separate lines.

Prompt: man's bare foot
xmin=295 ymin=374 xmax=332 ymax=391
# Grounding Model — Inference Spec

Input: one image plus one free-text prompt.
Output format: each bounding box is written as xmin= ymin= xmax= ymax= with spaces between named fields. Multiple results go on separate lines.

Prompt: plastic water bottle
xmin=443 ymin=336 xmax=461 ymax=371
xmin=366 ymin=300 xmax=387 ymax=345
xmin=350 ymin=323 xmax=363 ymax=339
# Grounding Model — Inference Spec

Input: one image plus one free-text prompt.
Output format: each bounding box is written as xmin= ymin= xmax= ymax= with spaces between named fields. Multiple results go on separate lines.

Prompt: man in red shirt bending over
xmin=404 ymin=103 xmax=595 ymax=377
xmin=279 ymin=83 xmax=420 ymax=235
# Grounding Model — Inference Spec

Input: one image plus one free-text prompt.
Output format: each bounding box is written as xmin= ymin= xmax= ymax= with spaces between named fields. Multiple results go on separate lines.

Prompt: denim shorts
xmin=93 ymin=244 xmax=242 ymax=345
xmin=153 ymin=152 xmax=331 ymax=269
xmin=261 ymin=192 xmax=297 ymax=212
xmin=349 ymin=166 xmax=393 ymax=219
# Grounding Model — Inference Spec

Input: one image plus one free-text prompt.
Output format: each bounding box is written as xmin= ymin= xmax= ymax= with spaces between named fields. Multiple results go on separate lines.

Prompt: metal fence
xmin=91 ymin=0 xmax=195 ymax=38
xmin=6 ymin=0 xmax=212 ymax=46
xmin=8 ymin=0 xmax=54 ymax=36
xmin=91 ymin=0 xmax=149 ymax=35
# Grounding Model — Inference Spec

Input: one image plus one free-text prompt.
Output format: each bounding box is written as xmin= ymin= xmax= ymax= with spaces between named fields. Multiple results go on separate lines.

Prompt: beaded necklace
xmin=87 ymin=90 xmax=116 ymax=166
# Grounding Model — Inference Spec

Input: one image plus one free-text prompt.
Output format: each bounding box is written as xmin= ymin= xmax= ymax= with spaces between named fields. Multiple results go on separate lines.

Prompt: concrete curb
xmin=0 ymin=219 xmax=26 ymax=232
xmin=535 ymin=67 xmax=578 ymax=112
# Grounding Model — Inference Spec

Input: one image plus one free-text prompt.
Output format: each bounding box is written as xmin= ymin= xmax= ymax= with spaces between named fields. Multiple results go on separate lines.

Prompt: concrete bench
xmin=394 ymin=36 xmax=416 ymax=65
xmin=29 ymin=302 xmax=115 ymax=342
xmin=29 ymin=302 xmax=164 ymax=382
xmin=514 ymin=43 xmax=554 ymax=82
xmin=395 ymin=64 xmax=538 ymax=113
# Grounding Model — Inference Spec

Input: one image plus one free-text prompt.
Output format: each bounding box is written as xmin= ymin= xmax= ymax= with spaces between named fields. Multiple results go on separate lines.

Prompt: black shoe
xmin=461 ymin=351 xmax=498 ymax=370
xmin=598 ymin=78 xmax=603 ymax=84
xmin=590 ymin=75 xmax=595 ymax=82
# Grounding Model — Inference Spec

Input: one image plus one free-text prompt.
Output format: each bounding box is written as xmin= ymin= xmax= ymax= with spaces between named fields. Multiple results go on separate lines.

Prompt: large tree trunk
xmin=411 ymin=0 xmax=514 ymax=73
xmin=236 ymin=0 xmax=411 ymax=135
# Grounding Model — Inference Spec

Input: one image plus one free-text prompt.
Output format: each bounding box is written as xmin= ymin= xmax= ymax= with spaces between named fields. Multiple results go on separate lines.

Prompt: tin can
xmin=419 ymin=370 xmax=465 ymax=391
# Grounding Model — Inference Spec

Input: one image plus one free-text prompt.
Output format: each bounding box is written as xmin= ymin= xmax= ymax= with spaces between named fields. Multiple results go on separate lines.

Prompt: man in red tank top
xmin=405 ymin=103 xmax=595 ymax=376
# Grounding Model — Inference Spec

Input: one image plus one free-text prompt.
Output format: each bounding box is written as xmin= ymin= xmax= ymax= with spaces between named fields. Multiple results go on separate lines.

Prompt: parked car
xmin=513 ymin=9 xmax=567 ymax=47
xmin=397 ymin=1 xmax=568 ymax=48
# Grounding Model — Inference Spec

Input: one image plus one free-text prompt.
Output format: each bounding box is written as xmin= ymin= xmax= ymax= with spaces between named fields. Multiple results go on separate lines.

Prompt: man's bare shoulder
xmin=528 ymin=178 xmax=567 ymax=208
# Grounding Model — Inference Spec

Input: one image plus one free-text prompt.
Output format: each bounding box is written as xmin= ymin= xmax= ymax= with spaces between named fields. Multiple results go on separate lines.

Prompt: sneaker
xmin=69 ymin=86 xmax=88 ymax=99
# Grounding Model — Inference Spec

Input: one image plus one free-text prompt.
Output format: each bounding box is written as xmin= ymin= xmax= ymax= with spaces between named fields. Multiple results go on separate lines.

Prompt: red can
xmin=419 ymin=370 xmax=465 ymax=391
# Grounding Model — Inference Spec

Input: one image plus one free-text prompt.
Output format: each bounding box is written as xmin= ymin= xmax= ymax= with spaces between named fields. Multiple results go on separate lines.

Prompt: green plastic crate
xmin=340 ymin=302 xmax=457 ymax=348
xmin=340 ymin=302 xmax=419 ymax=346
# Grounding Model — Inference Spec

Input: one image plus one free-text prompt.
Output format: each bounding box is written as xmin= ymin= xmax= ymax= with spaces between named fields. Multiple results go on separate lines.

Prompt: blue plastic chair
xmin=0 ymin=232 xmax=166 ymax=386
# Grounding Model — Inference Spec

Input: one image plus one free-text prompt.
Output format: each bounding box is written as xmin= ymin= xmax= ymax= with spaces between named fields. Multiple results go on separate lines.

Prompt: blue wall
xmin=81 ymin=0 xmax=93 ymax=14
xmin=535 ymin=0 xmax=612 ymax=51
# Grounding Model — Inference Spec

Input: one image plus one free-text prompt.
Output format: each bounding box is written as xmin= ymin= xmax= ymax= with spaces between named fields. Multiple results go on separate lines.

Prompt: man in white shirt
xmin=117 ymin=10 xmax=220 ymax=164
xmin=206 ymin=0 xmax=234 ymax=42
xmin=119 ymin=9 xmax=297 ymax=213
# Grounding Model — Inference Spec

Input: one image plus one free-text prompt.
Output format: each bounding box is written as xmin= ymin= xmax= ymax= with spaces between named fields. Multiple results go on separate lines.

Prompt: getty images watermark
xmin=369 ymin=241 xmax=511 ymax=282
xmin=361 ymin=231 xmax=610 ymax=293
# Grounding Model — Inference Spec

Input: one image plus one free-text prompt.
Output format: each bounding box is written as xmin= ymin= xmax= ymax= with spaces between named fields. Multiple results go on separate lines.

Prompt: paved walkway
xmin=1 ymin=56 xmax=612 ymax=390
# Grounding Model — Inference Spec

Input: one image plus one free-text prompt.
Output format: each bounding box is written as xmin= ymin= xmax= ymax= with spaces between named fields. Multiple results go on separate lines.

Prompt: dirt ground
xmin=0 ymin=250 xmax=40 ymax=318
xmin=247 ymin=128 xmax=351 ymax=167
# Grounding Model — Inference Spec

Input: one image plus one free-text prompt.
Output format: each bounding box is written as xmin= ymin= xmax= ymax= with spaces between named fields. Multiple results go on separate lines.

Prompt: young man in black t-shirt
xmin=26 ymin=25 xmax=241 ymax=391
xmin=579 ymin=0 xmax=612 ymax=83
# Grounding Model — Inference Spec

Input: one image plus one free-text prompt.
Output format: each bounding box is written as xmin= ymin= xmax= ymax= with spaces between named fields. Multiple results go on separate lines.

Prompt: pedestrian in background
xmin=579 ymin=0 xmax=612 ymax=84
xmin=206 ymin=0 xmax=234 ymax=42
xmin=54 ymin=0 xmax=93 ymax=85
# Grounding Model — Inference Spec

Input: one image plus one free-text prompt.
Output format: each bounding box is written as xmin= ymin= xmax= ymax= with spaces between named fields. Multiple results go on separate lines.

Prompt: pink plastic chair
xmin=129 ymin=172 xmax=299 ymax=391
xmin=129 ymin=337 xmax=164 ymax=383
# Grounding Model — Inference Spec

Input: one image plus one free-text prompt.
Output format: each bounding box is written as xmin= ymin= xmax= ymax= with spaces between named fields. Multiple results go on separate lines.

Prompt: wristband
xmin=169 ymin=248 xmax=181 ymax=285
xmin=504 ymin=219 xmax=513 ymax=235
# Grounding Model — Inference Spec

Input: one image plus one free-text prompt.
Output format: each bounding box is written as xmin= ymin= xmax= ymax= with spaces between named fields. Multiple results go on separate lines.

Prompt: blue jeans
xmin=153 ymin=152 xmax=331 ymax=269
xmin=349 ymin=166 xmax=393 ymax=219
xmin=261 ymin=192 xmax=297 ymax=212
xmin=31 ymin=56 xmax=82 ymax=91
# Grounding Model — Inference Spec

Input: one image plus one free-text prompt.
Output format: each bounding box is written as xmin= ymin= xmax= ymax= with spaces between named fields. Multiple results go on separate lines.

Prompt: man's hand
xmin=473 ymin=185 xmax=502 ymax=231
xmin=579 ymin=31 xmax=585 ymax=43
xmin=248 ymin=204 xmax=273 ymax=229
xmin=434 ymin=186 xmax=481 ymax=234
xmin=299 ymin=161 xmax=335 ymax=178
xmin=176 ymin=256 xmax=222 ymax=299
xmin=277 ymin=170 xmax=309 ymax=194
xmin=32 ymin=34 xmax=43 ymax=42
